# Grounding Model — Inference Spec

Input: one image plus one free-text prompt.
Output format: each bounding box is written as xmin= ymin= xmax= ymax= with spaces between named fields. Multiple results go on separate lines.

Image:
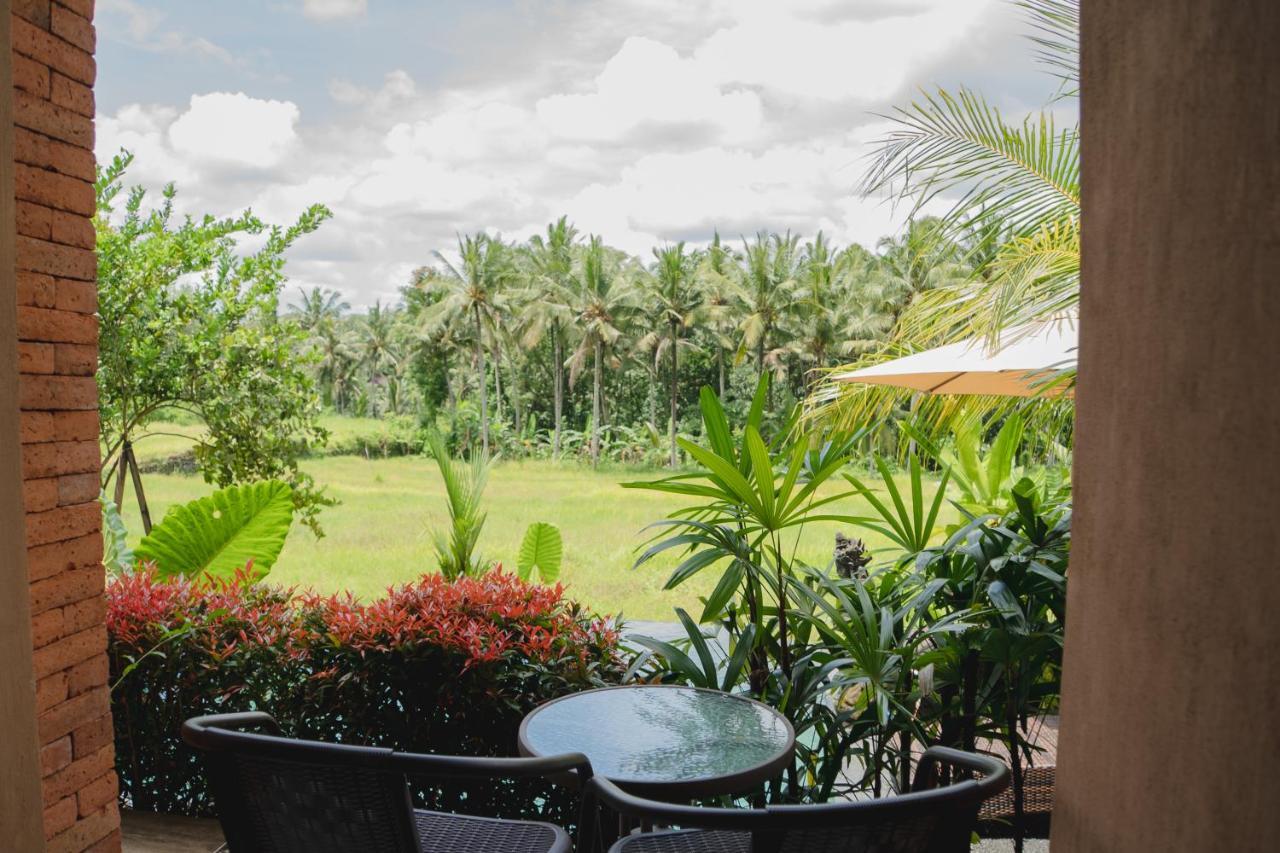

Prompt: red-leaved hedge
xmin=108 ymin=568 xmax=623 ymax=821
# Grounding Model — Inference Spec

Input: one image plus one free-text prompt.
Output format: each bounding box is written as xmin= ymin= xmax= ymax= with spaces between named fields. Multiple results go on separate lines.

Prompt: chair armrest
xmin=182 ymin=712 xmax=282 ymax=749
xmin=914 ymin=746 xmax=1010 ymax=799
xmin=386 ymin=749 xmax=594 ymax=783
xmin=581 ymin=776 xmax=766 ymax=830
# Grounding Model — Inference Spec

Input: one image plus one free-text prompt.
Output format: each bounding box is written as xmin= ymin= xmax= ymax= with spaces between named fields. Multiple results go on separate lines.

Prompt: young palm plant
xmin=424 ymin=431 xmax=492 ymax=580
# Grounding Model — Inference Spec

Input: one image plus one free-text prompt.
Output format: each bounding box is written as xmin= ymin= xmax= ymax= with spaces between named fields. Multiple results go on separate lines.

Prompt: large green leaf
xmin=517 ymin=521 xmax=563 ymax=583
xmin=100 ymin=491 xmax=134 ymax=575
xmin=135 ymin=480 xmax=295 ymax=581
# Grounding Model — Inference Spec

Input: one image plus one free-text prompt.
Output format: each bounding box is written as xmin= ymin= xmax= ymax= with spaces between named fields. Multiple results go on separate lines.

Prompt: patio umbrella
xmin=833 ymin=316 xmax=1077 ymax=397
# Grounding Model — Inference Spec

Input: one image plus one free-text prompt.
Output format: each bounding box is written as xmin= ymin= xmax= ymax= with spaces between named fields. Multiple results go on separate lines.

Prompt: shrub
xmin=108 ymin=568 xmax=623 ymax=822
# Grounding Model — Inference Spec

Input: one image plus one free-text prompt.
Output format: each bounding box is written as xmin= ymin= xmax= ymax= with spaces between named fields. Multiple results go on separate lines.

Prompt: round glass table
xmin=518 ymin=685 xmax=795 ymax=799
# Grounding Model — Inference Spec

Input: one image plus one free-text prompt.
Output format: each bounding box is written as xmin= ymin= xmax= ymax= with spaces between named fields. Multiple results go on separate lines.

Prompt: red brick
xmin=52 ymin=409 xmax=99 ymax=441
xmin=83 ymin=827 xmax=122 ymax=853
xmin=27 ymin=532 xmax=103 ymax=582
xmin=37 ymin=687 xmax=108 ymax=747
xmin=17 ymin=200 xmax=54 ymax=240
xmin=23 ymin=440 xmax=99 ymax=478
xmin=30 ymin=567 xmax=103 ymax=617
xmin=12 ymin=51 xmax=51 ymax=96
xmin=36 ymin=672 xmax=69 ymax=713
xmin=77 ymin=772 xmax=116 ymax=818
xmin=18 ymin=307 xmax=98 ymax=345
xmin=14 ymin=126 xmax=96 ymax=182
xmin=72 ymin=714 xmax=113 ymax=760
xmin=68 ymin=656 xmax=108 ymax=698
xmin=26 ymin=476 xmax=61 ymax=512
xmin=42 ymin=736 xmax=74 ymax=776
xmin=44 ymin=796 xmax=79 ymax=839
xmin=27 ymin=502 xmax=101 ymax=548
xmin=32 ymin=607 xmax=66 ymax=648
xmin=51 ymin=70 xmax=95 ymax=117
xmin=52 ymin=210 xmax=95 ymax=249
xmin=20 ymin=374 xmax=99 ymax=409
xmin=55 ymin=343 xmax=97 ymax=377
xmin=11 ymin=15 xmax=96 ymax=85
xmin=17 ymin=270 xmax=58 ymax=308
xmin=19 ymin=341 xmax=57 ymax=374
xmin=63 ymin=597 xmax=106 ymax=639
xmin=57 ymin=1 xmax=95 ymax=20
xmin=51 ymin=2 xmax=95 ymax=52
xmin=59 ymin=472 xmax=101 ymax=505
xmin=43 ymin=741 xmax=112 ymax=802
xmin=17 ymin=235 xmax=97 ymax=280
xmin=16 ymin=164 xmax=95 ymax=217
xmin=13 ymin=88 xmax=94 ymax=147
xmin=55 ymin=279 xmax=97 ymax=314
xmin=46 ymin=802 xmax=119 ymax=853
xmin=14 ymin=0 xmax=52 ymax=27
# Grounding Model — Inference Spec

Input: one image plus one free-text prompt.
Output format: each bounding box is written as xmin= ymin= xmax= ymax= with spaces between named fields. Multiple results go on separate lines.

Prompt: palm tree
xmin=695 ymin=232 xmax=742 ymax=399
xmin=648 ymin=242 xmax=702 ymax=466
xmin=419 ymin=233 xmax=514 ymax=455
xmin=739 ymin=231 xmax=801 ymax=395
xmin=522 ymin=217 xmax=579 ymax=458
xmin=291 ymin=286 xmax=348 ymax=331
xmin=566 ymin=236 xmax=637 ymax=465
xmin=818 ymin=0 xmax=1079 ymax=435
xmin=311 ymin=318 xmax=356 ymax=410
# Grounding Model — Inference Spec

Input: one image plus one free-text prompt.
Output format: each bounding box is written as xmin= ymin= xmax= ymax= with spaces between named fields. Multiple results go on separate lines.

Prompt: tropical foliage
xmin=814 ymin=0 xmax=1080 ymax=438
xmin=96 ymin=152 xmax=333 ymax=532
xmin=133 ymin=481 xmax=296 ymax=581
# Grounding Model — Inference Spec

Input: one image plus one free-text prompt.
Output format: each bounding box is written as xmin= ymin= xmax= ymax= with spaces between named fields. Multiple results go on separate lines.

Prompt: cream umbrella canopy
xmin=833 ymin=316 xmax=1077 ymax=397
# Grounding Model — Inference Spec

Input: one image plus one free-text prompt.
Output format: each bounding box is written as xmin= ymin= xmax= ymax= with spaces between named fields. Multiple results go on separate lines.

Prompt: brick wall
xmin=9 ymin=1 xmax=118 ymax=851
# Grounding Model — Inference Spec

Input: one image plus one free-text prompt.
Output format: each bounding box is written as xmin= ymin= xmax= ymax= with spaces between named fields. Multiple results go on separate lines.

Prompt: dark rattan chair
xmin=182 ymin=712 xmax=592 ymax=853
xmin=577 ymin=747 xmax=1008 ymax=853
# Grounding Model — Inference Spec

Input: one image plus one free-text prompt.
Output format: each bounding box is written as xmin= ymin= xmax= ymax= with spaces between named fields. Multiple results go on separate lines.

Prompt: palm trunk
xmin=669 ymin=319 xmax=679 ymax=467
xmin=475 ymin=306 xmax=489 ymax=456
xmin=493 ymin=334 xmax=504 ymax=423
xmin=590 ymin=339 xmax=603 ymax=466
xmin=717 ymin=347 xmax=726 ymax=399
xmin=552 ymin=326 xmax=564 ymax=459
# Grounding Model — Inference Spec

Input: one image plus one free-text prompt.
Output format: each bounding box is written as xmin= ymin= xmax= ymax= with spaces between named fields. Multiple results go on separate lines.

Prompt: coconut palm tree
xmin=738 ymin=231 xmax=801 ymax=396
xmin=695 ymin=232 xmax=742 ymax=399
xmin=646 ymin=242 xmax=702 ymax=466
xmin=522 ymin=217 xmax=579 ymax=458
xmin=291 ymin=286 xmax=348 ymax=332
xmin=311 ymin=318 xmax=356 ymax=410
xmin=817 ymin=0 xmax=1079 ymax=435
xmin=566 ymin=236 xmax=637 ymax=465
xmin=418 ymin=233 xmax=515 ymax=455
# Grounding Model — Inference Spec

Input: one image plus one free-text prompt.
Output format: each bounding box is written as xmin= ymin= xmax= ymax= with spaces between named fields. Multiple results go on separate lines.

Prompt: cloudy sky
xmin=95 ymin=0 xmax=1060 ymax=309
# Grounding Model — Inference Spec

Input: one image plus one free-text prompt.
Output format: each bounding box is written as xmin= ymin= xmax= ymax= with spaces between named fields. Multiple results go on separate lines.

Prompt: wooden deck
xmin=121 ymin=810 xmax=224 ymax=853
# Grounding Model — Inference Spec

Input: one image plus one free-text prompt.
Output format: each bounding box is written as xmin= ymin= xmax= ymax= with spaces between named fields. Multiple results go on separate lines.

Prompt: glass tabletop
xmin=519 ymin=686 xmax=794 ymax=796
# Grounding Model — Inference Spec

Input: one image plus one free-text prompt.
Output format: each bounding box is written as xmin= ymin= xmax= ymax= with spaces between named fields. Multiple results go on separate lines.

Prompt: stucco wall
xmin=8 ymin=1 xmax=119 ymax=850
xmin=1053 ymin=1 xmax=1280 ymax=850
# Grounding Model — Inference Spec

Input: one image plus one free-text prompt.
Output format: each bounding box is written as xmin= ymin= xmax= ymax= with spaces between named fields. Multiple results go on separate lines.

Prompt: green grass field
xmin=118 ymin=423 xmax=953 ymax=621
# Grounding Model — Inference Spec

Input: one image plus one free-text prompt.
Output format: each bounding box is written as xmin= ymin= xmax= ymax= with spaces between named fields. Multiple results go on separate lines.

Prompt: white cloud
xmin=96 ymin=0 xmax=1060 ymax=308
xmin=302 ymin=0 xmax=368 ymax=22
xmin=99 ymin=0 xmax=241 ymax=67
xmin=536 ymin=37 xmax=762 ymax=145
xmin=168 ymin=93 xmax=300 ymax=169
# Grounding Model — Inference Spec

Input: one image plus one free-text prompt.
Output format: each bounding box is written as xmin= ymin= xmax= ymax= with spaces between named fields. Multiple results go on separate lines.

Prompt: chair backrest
xmin=581 ymin=747 xmax=1008 ymax=853
xmin=184 ymin=713 xmax=421 ymax=853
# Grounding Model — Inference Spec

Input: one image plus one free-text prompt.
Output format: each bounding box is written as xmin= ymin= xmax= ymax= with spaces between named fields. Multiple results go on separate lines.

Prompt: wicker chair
xmin=182 ymin=712 xmax=591 ymax=853
xmin=577 ymin=747 xmax=1008 ymax=853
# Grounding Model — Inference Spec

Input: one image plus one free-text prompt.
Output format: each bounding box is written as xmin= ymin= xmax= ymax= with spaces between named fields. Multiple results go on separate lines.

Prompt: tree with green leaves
xmin=738 ymin=231 xmax=801 ymax=389
xmin=567 ymin=236 xmax=638 ymax=465
xmin=694 ymin=231 xmax=742 ymax=400
xmin=647 ymin=242 xmax=703 ymax=466
xmin=818 ymin=0 xmax=1079 ymax=435
xmin=522 ymin=217 xmax=580 ymax=457
xmin=290 ymin=286 xmax=349 ymax=332
xmin=418 ymin=234 xmax=515 ymax=455
xmin=96 ymin=152 xmax=333 ymax=533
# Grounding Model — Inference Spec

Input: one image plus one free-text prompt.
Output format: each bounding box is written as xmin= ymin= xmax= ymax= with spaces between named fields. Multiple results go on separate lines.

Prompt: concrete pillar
xmin=1054 ymin=1 xmax=1280 ymax=850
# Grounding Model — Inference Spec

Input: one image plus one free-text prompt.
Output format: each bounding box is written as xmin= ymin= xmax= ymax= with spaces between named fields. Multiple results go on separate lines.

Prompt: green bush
xmin=108 ymin=569 xmax=623 ymax=822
